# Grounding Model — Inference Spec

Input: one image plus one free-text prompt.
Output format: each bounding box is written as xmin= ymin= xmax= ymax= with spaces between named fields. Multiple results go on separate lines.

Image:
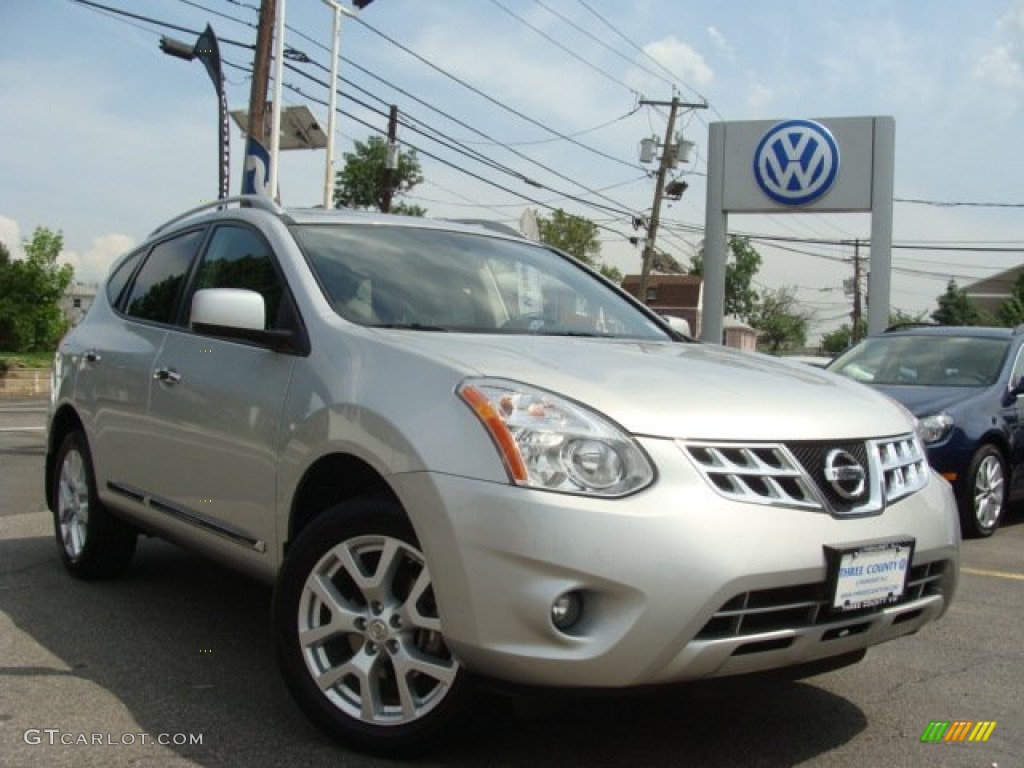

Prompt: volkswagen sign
xmin=753 ymin=119 xmax=840 ymax=206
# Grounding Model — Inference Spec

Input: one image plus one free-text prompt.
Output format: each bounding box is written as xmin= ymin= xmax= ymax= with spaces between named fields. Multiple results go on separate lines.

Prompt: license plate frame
xmin=824 ymin=538 xmax=915 ymax=612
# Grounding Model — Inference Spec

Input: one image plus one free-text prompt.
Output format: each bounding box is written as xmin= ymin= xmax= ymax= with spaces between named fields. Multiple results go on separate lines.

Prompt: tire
xmin=959 ymin=445 xmax=1006 ymax=539
xmin=52 ymin=431 xmax=137 ymax=579
xmin=273 ymin=497 xmax=474 ymax=756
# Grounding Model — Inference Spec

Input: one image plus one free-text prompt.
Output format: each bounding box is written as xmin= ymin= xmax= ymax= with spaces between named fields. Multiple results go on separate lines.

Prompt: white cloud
xmin=975 ymin=45 xmax=1024 ymax=92
xmin=0 ymin=214 xmax=129 ymax=282
xmin=0 ymin=215 xmax=23 ymax=259
xmin=62 ymin=233 xmax=136 ymax=283
xmin=640 ymin=36 xmax=713 ymax=90
xmin=707 ymin=26 xmax=735 ymax=62
xmin=974 ymin=0 xmax=1024 ymax=94
xmin=746 ymin=83 xmax=774 ymax=114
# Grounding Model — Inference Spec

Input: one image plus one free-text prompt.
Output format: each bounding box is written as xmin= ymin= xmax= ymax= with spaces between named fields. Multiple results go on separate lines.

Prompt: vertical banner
xmin=242 ymin=136 xmax=272 ymax=197
xmin=193 ymin=25 xmax=230 ymax=200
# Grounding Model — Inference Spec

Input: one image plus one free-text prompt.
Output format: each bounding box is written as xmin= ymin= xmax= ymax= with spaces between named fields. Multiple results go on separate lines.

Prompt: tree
xmin=0 ymin=227 xmax=74 ymax=352
xmin=931 ymin=279 xmax=983 ymax=326
xmin=749 ymin=286 xmax=809 ymax=353
xmin=820 ymin=308 xmax=928 ymax=356
xmin=997 ymin=272 xmax=1024 ymax=327
xmin=333 ymin=135 xmax=426 ymax=215
xmin=537 ymin=209 xmax=621 ymax=282
xmin=689 ymin=236 xmax=762 ymax=322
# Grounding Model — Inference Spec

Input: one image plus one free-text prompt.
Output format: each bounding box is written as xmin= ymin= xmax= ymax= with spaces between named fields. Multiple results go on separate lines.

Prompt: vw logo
xmin=753 ymin=119 xmax=839 ymax=206
xmin=823 ymin=449 xmax=867 ymax=500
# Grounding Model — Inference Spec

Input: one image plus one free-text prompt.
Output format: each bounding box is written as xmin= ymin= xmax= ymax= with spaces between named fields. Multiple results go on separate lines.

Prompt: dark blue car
xmin=828 ymin=325 xmax=1024 ymax=538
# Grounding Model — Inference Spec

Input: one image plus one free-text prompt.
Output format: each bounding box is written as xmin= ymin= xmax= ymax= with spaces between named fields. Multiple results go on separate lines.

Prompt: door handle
xmin=153 ymin=367 xmax=182 ymax=385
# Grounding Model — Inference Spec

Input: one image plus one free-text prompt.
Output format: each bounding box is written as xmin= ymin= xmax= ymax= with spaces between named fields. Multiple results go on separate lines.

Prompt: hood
xmin=872 ymin=384 xmax=985 ymax=417
xmin=381 ymin=332 xmax=914 ymax=442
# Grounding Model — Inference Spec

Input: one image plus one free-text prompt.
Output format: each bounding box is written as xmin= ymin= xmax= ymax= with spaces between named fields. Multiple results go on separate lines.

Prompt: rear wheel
xmin=273 ymin=497 xmax=473 ymax=756
xmin=52 ymin=430 xmax=137 ymax=579
xmin=959 ymin=445 xmax=1006 ymax=538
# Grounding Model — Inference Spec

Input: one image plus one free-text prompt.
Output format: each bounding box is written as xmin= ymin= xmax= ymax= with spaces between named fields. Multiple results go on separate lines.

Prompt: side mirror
xmin=1008 ymin=377 xmax=1024 ymax=401
xmin=191 ymin=288 xmax=265 ymax=331
xmin=190 ymin=288 xmax=296 ymax=352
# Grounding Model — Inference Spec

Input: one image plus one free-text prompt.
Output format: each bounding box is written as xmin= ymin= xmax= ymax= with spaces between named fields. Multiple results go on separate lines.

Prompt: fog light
xmin=551 ymin=591 xmax=583 ymax=631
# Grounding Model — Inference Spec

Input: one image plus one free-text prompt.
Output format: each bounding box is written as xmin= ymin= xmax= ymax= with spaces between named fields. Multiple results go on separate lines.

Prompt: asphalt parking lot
xmin=1 ymin=396 xmax=1021 ymax=767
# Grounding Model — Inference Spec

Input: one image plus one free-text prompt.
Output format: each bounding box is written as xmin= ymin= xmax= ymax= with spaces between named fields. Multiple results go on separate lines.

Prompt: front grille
xmin=695 ymin=559 xmax=949 ymax=640
xmin=876 ymin=434 xmax=929 ymax=504
xmin=682 ymin=443 xmax=819 ymax=509
xmin=680 ymin=433 xmax=930 ymax=515
xmin=788 ymin=441 xmax=869 ymax=514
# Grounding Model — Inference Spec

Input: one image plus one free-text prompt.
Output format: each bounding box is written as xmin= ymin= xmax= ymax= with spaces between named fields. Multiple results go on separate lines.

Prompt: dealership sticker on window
xmin=826 ymin=539 xmax=914 ymax=611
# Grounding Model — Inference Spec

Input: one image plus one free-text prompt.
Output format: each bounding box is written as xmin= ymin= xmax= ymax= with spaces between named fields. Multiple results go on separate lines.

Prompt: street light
xmin=318 ymin=1 xmax=375 ymax=208
xmin=159 ymin=26 xmax=230 ymax=200
xmin=321 ymin=1 xmax=350 ymax=208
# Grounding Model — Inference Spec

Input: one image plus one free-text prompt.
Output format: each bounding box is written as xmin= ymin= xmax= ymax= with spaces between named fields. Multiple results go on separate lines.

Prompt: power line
xmin=487 ymin=0 xmax=640 ymax=96
xmin=895 ymin=197 xmax=1024 ymax=209
xmin=349 ymin=13 xmax=643 ymax=171
xmin=573 ymin=0 xmax=715 ymax=116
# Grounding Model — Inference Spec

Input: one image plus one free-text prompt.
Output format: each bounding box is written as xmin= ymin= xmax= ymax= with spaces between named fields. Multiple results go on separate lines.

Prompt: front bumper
xmin=392 ymin=438 xmax=960 ymax=688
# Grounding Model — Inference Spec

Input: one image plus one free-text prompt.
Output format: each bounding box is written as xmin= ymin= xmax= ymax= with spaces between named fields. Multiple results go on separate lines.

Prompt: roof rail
xmin=149 ymin=195 xmax=284 ymax=237
xmin=883 ymin=322 xmax=939 ymax=333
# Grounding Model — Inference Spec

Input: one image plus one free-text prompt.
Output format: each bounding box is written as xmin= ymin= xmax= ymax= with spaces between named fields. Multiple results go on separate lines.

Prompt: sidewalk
xmin=0 ymin=368 xmax=51 ymax=398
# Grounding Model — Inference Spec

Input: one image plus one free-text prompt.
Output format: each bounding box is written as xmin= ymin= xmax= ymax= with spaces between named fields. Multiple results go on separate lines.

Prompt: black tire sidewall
xmin=52 ymin=431 xmax=136 ymax=578
xmin=272 ymin=497 xmax=473 ymax=756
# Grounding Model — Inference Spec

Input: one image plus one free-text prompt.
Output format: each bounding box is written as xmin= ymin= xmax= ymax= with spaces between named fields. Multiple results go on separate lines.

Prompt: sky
xmin=1 ymin=0 xmax=1023 ymax=343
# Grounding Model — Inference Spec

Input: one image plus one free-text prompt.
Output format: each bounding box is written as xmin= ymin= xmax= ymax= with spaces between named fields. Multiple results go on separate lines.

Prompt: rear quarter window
xmin=123 ymin=230 xmax=204 ymax=325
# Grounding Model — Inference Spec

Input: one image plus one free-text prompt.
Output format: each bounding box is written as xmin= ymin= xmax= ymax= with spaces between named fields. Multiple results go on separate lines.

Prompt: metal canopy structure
xmin=230 ymin=104 xmax=328 ymax=151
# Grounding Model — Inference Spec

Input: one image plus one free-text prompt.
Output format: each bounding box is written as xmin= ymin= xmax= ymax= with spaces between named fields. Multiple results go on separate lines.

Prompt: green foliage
xmin=931 ymin=279 xmax=984 ymax=326
xmin=0 ymin=227 xmax=73 ymax=352
xmin=537 ymin=209 xmax=601 ymax=265
xmin=820 ymin=319 xmax=866 ymax=356
xmin=690 ymin=236 xmax=762 ymax=322
xmin=536 ymin=209 xmax=622 ymax=282
xmin=333 ymin=135 xmax=425 ymax=214
xmin=390 ymin=201 xmax=428 ymax=217
xmin=748 ymin=286 xmax=809 ymax=353
xmin=820 ymin=308 xmax=928 ymax=356
xmin=997 ymin=272 xmax=1024 ymax=327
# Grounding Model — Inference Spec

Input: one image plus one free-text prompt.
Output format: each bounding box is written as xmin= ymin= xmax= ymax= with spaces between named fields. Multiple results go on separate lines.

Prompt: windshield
xmin=829 ymin=335 xmax=1009 ymax=387
xmin=291 ymin=224 xmax=669 ymax=340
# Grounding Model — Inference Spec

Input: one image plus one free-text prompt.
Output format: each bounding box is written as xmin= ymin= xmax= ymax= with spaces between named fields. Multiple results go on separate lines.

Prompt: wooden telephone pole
xmin=247 ymin=1 xmax=277 ymax=148
xmin=638 ymin=96 xmax=706 ymax=304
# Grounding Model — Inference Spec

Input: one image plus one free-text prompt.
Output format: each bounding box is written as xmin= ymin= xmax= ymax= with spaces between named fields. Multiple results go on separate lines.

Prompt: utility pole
xmin=248 ymin=1 xmax=276 ymax=160
xmin=851 ymin=239 xmax=863 ymax=341
xmin=380 ymin=105 xmax=399 ymax=213
xmin=638 ymin=96 xmax=706 ymax=304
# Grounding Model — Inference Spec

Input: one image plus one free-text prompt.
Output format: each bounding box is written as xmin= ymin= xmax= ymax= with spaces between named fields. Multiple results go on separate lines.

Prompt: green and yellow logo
xmin=920 ymin=720 xmax=996 ymax=743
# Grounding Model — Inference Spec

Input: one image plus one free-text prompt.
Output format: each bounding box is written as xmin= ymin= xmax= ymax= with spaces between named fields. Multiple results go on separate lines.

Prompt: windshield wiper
xmin=372 ymin=323 xmax=451 ymax=332
xmin=537 ymin=331 xmax=607 ymax=337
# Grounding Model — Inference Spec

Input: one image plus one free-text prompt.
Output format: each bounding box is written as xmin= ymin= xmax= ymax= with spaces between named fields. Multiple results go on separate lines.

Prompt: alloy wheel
xmin=973 ymin=453 xmax=1005 ymax=531
xmin=58 ymin=446 xmax=90 ymax=559
xmin=296 ymin=534 xmax=459 ymax=727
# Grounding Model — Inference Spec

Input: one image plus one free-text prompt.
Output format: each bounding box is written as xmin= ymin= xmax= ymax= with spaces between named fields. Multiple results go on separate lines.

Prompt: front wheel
xmin=273 ymin=497 xmax=473 ymax=756
xmin=959 ymin=445 xmax=1006 ymax=538
xmin=52 ymin=430 xmax=137 ymax=579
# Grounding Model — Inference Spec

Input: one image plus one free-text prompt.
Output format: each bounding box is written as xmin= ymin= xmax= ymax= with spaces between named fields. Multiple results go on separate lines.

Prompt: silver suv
xmin=47 ymin=197 xmax=960 ymax=755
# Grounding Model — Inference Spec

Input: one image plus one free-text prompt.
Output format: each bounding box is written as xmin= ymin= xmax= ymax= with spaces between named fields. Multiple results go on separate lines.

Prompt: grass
xmin=0 ymin=351 xmax=56 ymax=371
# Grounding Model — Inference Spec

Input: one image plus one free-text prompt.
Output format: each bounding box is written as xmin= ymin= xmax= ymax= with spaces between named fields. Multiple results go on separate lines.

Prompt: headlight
xmin=917 ymin=412 xmax=954 ymax=444
xmin=458 ymin=378 xmax=654 ymax=496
